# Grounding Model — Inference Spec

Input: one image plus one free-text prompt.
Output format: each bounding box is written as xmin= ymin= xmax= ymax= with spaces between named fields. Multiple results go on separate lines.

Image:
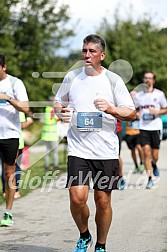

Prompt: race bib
xmin=0 ymin=92 xmax=7 ymax=105
xmin=143 ymin=113 xmax=155 ymax=121
xmin=77 ymin=112 xmax=102 ymax=131
xmin=128 ymin=120 xmax=139 ymax=129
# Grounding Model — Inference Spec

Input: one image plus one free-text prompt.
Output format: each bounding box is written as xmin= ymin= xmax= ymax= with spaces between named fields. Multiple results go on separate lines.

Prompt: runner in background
xmin=134 ymin=71 xmax=167 ymax=189
xmin=1 ymin=112 xmax=33 ymax=199
xmin=116 ymin=120 xmax=126 ymax=190
xmin=124 ymin=119 xmax=144 ymax=174
xmin=0 ymin=54 xmax=29 ymax=226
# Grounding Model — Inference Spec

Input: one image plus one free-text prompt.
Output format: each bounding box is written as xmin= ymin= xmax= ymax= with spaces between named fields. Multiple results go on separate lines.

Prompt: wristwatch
xmin=7 ymin=96 xmax=13 ymax=103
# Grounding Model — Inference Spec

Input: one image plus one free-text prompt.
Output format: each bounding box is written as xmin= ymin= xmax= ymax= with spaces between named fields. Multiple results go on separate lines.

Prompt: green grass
xmin=0 ymin=150 xmax=67 ymax=205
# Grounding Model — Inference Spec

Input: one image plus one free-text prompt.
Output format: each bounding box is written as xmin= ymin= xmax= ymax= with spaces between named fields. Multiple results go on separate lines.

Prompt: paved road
xmin=0 ymin=141 xmax=167 ymax=252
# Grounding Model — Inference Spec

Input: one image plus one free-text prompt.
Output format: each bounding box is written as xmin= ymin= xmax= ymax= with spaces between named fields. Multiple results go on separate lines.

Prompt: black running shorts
xmin=66 ymin=156 xmax=120 ymax=191
xmin=125 ymin=134 xmax=141 ymax=150
xmin=140 ymin=130 xmax=161 ymax=149
xmin=0 ymin=138 xmax=19 ymax=165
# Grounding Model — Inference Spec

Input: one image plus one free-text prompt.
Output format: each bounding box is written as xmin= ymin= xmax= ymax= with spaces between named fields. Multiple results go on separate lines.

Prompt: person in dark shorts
xmin=0 ymin=54 xmax=29 ymax=226
xmin=134 ymin=71 xmax=167 ymax=189
xmin=124 ymin=120 xmax=144 ymax=174
xmin=55 ymin=34 xmax=136 ymax=252
xmin=1 ymin=112 xmax=33 ymax=199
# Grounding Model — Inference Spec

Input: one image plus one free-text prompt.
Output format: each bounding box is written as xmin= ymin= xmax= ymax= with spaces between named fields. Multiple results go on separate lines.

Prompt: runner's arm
xmin=0 ymin=93 xmax=29 ymax=113
xmin=149 ymin=107 xmax=167 ymax=116
xmin=94 ymin=98 xmax=136 ymax=121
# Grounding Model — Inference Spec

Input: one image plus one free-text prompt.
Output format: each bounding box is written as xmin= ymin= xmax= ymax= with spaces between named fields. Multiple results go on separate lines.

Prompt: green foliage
xmin=0 ymin=0 xmax=74 ymax=105
xmin=0 ymin=0 xmax=20 ymax=71
xmin=1 ymin=1 xmax=167 ymax=100
xmin=98 ymin=14 xmax=167 ymax=95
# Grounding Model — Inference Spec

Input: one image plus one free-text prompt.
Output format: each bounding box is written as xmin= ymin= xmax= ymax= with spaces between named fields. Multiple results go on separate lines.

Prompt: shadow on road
xmin=0 ymin=243 xmax=58 ymax=252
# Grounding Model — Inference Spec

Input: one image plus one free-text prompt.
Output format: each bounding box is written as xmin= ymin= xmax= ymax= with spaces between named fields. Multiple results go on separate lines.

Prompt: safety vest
xmin=41 ymin=106 xmax=59 ymax=141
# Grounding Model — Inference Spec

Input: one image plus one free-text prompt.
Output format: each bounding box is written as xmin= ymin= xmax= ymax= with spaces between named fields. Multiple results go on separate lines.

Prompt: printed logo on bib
xmin=143 ymin=113 xmax=155 ymax=121
xmin=77 ymin=112 xmax=102 ymax=131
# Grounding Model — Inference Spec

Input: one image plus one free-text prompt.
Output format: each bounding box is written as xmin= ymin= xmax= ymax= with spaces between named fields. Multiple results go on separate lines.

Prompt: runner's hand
xmin=60 ymin=108 xmax=73 ymax=123
xmin=149 ymin=107 xmax=158 ymax=115
xmin=94 ymin=98 xmax=110 ymax=112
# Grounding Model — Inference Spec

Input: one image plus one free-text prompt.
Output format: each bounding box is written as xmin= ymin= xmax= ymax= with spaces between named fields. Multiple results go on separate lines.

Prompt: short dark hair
xmin=144 ymin=71 xmax=156 ymax=80
xmin=0 ymin=54 xmax=5 ymax=67
xmin=83 ymin=34 xmax=106 ymax=52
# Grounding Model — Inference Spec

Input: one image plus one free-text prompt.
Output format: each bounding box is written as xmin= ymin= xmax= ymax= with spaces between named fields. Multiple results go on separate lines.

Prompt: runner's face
xmin=143 ymin=73 xmax=155 ymax=86
xmin=82 ymin=42 xmax=105 ymax=73
xmin=0 ymin=65 xmax=6 ymax=80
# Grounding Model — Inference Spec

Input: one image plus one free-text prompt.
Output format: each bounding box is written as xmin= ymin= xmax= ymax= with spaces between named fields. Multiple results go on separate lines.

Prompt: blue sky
xmin=59 ymin=0 xmax=167 ymax=55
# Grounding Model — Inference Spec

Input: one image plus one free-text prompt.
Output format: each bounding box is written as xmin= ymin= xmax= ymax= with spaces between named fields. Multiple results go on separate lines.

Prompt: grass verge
xmin=0 ymin=149 xmax=67 ymax=205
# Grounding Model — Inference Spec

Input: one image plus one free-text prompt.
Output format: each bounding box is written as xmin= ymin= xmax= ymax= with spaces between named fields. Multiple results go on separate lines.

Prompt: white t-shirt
xmin=55 ymin=67 xmax=135 ymax=159
xmin=0 ymin=74 xmax=29 ymax=139
xmin=135 ymin=88 xmax=167 ymax=131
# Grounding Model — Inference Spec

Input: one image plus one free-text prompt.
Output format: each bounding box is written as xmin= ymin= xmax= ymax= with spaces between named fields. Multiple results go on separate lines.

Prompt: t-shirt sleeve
xmin=114 ymin=77 xmax=135 ymax=110
xmin=14 ymin=79 xmax=29 ymax=101
xmin=160 ymin=92 xmax=167 ymax=108
xmin=55 ymin=74 xmax=70 ymax=107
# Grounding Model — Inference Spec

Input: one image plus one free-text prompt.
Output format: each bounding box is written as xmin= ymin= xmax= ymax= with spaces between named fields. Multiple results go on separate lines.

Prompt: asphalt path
xmin=0 ymin=140 xmax=167 ymax=252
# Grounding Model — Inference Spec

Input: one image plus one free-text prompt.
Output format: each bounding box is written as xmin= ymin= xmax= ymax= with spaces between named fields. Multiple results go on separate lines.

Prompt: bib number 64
xmin=85 ymin=118 xmax=94 ymax=126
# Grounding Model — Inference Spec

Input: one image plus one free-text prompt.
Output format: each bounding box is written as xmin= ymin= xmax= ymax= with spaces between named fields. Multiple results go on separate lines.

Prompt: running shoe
xmin=95 ymin=248 xmax=106 ymax=252
xmin=0 ymin=212 xmax=13 ymax=227
xmin=153 ymin=167 xmax=160 ymax=177
xmin=74 ymin=235 xmax=93 ymax=252
xmin=139 ymin=164 xmax=145 ymax=174
xmin=119 ymin=178 xmax=126 ymax=190
xmin=133 ymin=167 xmax=139 ymax=174
xmin=146 ymin=179 xmax=153 ymax=189
xmin=152 ymin=162 xmax=160 ymax=177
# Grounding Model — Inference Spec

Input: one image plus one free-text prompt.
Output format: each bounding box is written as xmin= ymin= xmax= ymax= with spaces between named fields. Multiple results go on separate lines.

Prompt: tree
xmin=0 ymin=0 xmax=75 ymax=103
xmin=97 ymin=13 xmax=167 ymax=95
xmin=0 ymin=0 xmax=20 ymax=74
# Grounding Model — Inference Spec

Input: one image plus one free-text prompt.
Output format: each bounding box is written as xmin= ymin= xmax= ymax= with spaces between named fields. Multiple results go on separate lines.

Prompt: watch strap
xmin=7 ymin=96 xmax=13 ymax=102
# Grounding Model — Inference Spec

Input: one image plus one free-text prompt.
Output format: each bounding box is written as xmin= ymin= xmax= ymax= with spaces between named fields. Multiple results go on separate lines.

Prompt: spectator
xmin=41 ymin=96 xmax=60 ymax=170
